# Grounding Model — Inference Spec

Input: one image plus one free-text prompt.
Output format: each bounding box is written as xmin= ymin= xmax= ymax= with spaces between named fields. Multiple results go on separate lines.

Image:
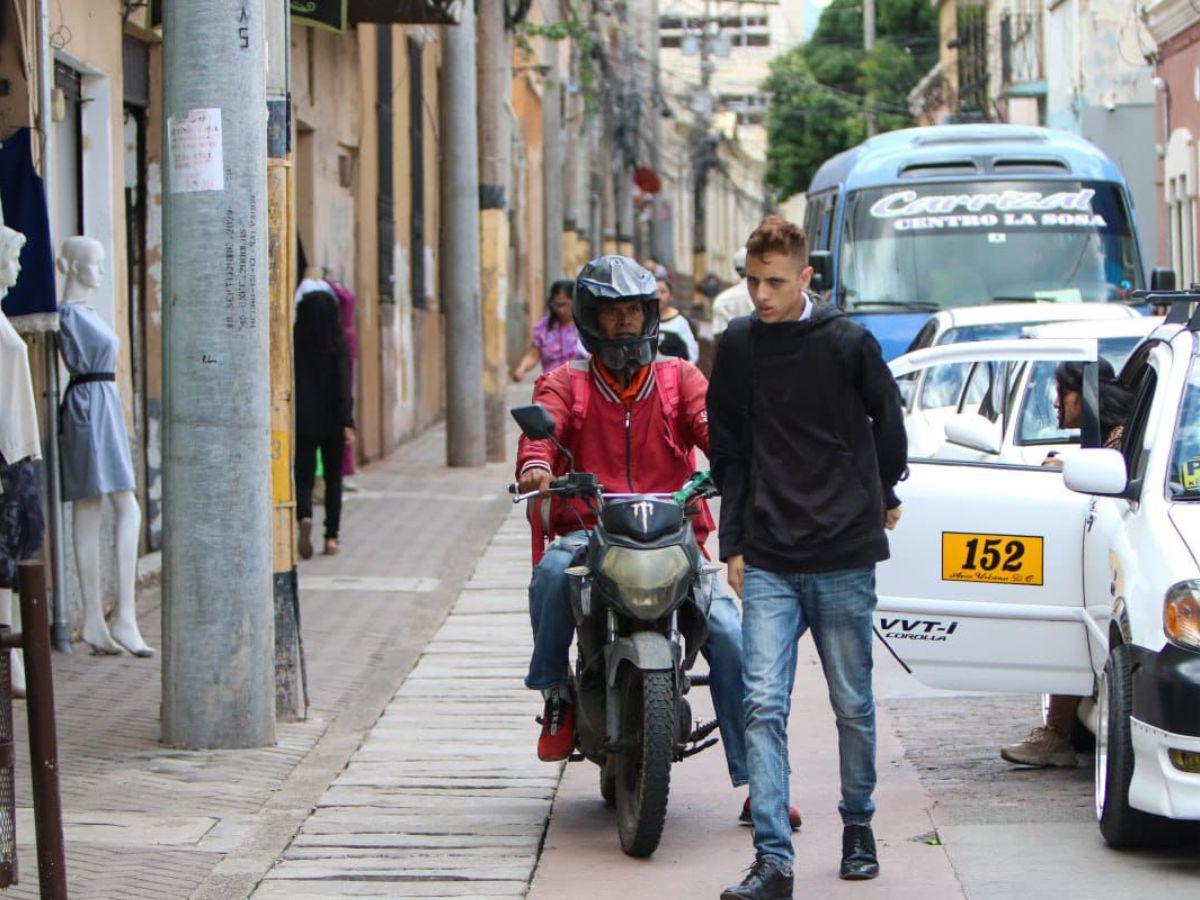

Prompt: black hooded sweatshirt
xmin=706 ymin=304 xmax=907 ymax=573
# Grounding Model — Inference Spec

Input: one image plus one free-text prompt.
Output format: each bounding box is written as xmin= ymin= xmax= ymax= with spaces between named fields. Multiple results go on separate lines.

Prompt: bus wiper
xmin=850 ymin=300 xmax=940 ymax=312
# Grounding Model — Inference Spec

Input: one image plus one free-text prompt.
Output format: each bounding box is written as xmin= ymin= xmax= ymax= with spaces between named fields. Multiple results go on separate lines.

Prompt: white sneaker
xmin=1000 ymin=726 xmax=1078 ymax=767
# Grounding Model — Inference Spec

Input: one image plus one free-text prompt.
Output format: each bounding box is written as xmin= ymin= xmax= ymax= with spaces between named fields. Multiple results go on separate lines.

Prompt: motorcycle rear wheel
xmin=615 ymin=670 xmax=676 ymax=858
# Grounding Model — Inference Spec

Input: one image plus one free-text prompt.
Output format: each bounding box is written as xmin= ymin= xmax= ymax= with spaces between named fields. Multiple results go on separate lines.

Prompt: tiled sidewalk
xmin=5 ymin=419 xmax=519 ymax=899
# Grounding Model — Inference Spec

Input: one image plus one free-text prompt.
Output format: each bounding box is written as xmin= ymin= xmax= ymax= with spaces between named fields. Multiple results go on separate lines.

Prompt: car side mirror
xmin=944 ymin=413 xmax=1001 ymax=455
xmin=1063 ymin=448 xmax=1129 ymax=497
xmin=511 ymin=404 xmax=556 ymax=440
xmin=1151 ymin=267 xmax=1177 ymax=292
xmin=808 ymin=250 xmax=833 ymax=294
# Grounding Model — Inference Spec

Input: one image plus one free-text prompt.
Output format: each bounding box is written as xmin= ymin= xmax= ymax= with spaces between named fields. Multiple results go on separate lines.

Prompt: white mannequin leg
xmin=73 ymin=495 xmax=122 ymax=654
xmin=107 ymin=491 xmax=153 ymax=657
xmin=0 ymin=588 xmax=23 ymax=696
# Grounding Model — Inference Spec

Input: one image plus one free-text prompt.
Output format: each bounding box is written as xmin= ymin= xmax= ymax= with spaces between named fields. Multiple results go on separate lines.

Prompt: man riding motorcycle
xmin=516 ymin=255 xmax=799 ymax=827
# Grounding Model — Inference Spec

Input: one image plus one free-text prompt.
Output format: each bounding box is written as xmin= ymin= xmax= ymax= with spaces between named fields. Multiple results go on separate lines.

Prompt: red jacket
xmin=516 ymin=358 xmax=715 ymax=551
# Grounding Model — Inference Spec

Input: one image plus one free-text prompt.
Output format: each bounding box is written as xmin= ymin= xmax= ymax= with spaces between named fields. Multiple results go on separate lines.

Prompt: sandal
xmin=324 ymin=538 xmax=340 ymax=556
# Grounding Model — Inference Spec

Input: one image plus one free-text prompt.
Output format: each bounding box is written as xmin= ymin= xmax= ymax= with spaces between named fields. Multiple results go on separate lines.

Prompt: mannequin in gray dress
xmin=57 ymin=236 xmax=153 ymax=657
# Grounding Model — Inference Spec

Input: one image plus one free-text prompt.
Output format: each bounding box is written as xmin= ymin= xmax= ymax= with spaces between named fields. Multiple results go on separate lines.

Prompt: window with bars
xmin=954 ymin=1 xmax=989 ymax=121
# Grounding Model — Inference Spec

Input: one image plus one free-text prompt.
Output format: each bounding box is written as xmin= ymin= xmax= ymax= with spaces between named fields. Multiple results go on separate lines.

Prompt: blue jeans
xmin=526 ymin=531 xmax=748 ymax=787
xmin=742 ymin=564 xmax=878 ymax=867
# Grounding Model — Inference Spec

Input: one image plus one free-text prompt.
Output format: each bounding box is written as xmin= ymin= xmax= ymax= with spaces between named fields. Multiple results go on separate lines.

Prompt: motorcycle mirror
xmin=511 ymin=404 xmax=557 ymax=440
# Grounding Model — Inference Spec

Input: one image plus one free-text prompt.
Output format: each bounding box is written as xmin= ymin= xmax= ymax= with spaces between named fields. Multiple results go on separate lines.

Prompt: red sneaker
xmin=537 ymin=694 xmax=576 ymax=762
xmin=740 ymin=797 xmax=801 ymax=831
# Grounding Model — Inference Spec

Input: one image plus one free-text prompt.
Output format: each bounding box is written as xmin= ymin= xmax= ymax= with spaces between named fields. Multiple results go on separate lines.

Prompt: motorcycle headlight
xmin=599 ymin=546 xmax=691 ymax=620
xmin=1164 ymin=581 xmax=1200 ymax=651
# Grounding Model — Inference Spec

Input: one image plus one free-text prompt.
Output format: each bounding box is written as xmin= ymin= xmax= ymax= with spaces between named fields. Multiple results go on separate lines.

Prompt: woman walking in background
xmin=511 ymin=280 xmax=585 ymax=382
xmin=294 ymin=290 xmax=355 ymax=559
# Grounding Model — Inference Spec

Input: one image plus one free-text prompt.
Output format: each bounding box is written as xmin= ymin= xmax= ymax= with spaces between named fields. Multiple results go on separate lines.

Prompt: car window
xmin=1169 ymin=358 xmax=1200 ymax=500
xmin=960 ymin=361 xmax=995 ymax=412
xmin=916 ymin=324 xmax=1028 ymax=410
xmin=919 ymin=362 xmax=971 ymax=409
xmin=1122 ymin=364 xmax=1158 ymax=484
xmin=906 ymin=319 xmax=939 ymax=354
xmin=1017 ymin=361 xmax=1075 ymax=444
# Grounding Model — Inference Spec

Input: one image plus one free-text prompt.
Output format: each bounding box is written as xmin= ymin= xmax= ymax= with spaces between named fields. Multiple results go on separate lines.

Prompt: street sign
xmin=149 ymin=1 xmax=348 ymax=32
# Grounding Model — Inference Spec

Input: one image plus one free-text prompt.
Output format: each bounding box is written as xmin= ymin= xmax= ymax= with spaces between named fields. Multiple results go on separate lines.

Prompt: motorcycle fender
xmin=605 ymin=632 xmax=677 ymax=687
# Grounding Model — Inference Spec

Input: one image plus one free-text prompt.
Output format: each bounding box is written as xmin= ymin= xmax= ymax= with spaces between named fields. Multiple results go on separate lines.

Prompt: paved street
xmin=3 ymin=405 xmax=1198 ymax=899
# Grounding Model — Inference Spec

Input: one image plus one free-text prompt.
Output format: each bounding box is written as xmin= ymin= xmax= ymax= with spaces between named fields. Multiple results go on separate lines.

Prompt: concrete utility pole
xmin=266 ymin=0 xmax=304 ymax=719
xmin=477 ymin=0 xmax=511 ymax=462
xmin=441 ymin=4 xmax=487 ymax=467
xmin=542 ymin=2 xmax=565 ymax=285
xmin=161 ymin=0 xmax=275 ymax=749
xmin=864 ymin=0 xmax=877 ymax=136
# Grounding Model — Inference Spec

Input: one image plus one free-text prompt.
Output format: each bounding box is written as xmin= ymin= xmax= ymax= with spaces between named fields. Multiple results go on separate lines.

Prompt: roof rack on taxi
xmin=1129 ymin=285 xmax=1200 ymax=330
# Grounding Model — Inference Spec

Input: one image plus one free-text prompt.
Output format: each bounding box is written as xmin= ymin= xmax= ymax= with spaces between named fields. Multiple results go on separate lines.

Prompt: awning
xmin=149 ymin=1 xmax=464 ymax=33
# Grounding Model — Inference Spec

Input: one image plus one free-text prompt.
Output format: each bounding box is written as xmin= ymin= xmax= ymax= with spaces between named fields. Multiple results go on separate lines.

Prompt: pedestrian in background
xmin=653 ymin=267 xmax=699 ymax=363
xmin=511 ymin=280 xmax=585 ymax=382
xmin=294 ymin=290 xmax=355 ymax=559
xmin=328 ymin=278 xmax=359 ymax=486
xmin=708 ymin=216 xmax=907 ymax=900
xmin=712 ymin=247 xmax=754 ymax=342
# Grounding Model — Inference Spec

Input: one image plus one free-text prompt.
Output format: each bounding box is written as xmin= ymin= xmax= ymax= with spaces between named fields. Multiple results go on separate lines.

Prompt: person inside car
xmin=516 ymin=255 xmax=799 ymax=829
xmin=1001 ymin=359 xmax=1133 ymax=767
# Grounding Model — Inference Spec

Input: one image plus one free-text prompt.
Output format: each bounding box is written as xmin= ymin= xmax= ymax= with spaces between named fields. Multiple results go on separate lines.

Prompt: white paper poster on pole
xmin=168 ymin=108 xmax=225 ymax=193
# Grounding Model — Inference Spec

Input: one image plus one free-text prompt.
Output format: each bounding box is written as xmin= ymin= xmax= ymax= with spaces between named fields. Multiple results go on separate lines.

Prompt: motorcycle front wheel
xmin=614 ymin=669 xmax=676 ymax=857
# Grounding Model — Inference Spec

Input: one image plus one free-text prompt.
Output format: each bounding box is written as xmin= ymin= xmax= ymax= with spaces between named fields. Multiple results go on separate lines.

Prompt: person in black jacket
xmin=708 ymin=216 xmax=907 ymax=900
xmin=294 ymin=290 xmax=355 ymax=558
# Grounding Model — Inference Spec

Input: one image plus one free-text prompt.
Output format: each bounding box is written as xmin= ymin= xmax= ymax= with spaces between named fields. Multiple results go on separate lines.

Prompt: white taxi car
xmin=900 ymin=303 xmax=1141 ymax=456
xmin=879 ymin=313 xmax=1200 ymax=848
xmin=895 ymin=316 xmax=1160 ymax=465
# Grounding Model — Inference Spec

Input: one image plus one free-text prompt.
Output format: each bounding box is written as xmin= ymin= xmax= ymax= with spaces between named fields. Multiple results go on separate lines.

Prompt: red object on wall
xmin=634 ymin=166 xmax=662 ymax=195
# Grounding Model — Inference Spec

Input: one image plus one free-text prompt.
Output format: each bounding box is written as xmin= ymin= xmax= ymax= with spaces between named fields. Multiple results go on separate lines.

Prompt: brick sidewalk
xmin=5 ymin=418 xmax=520 ymax=899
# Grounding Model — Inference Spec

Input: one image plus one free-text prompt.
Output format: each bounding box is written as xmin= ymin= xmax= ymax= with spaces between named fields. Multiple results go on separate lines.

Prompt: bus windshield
xmin=838 ymin=180 xmax=1143 ymax=312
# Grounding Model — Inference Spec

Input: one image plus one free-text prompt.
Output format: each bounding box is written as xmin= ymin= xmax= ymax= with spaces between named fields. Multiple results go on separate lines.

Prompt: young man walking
xmin=707 ymin=217 xmax=907 ymax=900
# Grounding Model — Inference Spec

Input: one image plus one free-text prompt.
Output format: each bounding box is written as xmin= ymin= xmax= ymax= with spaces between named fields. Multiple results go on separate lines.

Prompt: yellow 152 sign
xmin=942 ymin=532 xmax=1045 ymax=586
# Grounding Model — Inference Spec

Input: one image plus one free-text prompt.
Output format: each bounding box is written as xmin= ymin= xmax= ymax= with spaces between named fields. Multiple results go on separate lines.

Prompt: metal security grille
xmin=1000 ymin=10 xmax=1043 ymax=89
xmin=955 ymin=1 xmax=989 ymax=121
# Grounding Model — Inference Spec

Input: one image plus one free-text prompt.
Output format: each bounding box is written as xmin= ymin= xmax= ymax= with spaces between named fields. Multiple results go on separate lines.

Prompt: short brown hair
xmin=745 ymin=215 xmax=808 ymax=264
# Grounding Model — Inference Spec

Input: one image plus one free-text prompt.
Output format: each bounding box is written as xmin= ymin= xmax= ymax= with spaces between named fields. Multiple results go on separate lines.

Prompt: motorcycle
xmin=510 ymin=403 xmax=722 ymax=858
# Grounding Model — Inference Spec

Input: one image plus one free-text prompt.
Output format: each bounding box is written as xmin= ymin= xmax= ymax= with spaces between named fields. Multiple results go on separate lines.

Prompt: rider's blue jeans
xmin=742 ymin=564 xmax=878 ymax=868
xmin=526 ymin=531 xmax=748 ymax=787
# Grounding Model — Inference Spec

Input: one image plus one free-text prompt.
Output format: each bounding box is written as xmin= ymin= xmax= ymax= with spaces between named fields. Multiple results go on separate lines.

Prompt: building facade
xmin=1145 ymin=0 xmax=1200 ymax=279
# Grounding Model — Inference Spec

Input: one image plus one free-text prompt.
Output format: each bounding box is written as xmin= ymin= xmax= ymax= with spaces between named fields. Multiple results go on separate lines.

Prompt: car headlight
xmin=1164 ymin=581 xmax=1200 ymax=651
xmin=599 ymin=546 xmax=691 ymax=621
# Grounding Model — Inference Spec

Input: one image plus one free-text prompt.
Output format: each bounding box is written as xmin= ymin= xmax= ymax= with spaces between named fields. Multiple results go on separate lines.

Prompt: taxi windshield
xmin=839 ymin=180 xmax=1143 ymax=312
xmin=1169 ymin=359 xmax=1200 ymax=500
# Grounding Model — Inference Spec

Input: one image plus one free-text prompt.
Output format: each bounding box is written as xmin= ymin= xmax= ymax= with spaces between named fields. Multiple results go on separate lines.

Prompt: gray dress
xmin=58 ymin=302 xmax=136 ymax=501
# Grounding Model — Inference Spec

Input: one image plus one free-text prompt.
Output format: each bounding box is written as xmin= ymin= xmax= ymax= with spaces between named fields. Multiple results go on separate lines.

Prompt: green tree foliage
xmin=763 ymin=0 xmax=938 ymax=197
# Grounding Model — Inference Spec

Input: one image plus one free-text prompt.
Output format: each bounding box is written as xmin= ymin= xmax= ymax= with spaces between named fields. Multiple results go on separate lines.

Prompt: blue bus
xmin=803 ymin=125 xmax=1155 ymax=359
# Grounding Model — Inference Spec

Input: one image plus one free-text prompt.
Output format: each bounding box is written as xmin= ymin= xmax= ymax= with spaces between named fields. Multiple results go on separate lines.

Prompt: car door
xmin=1081 ymin=341 xmax=1173 ymax=664
xmin=880 ymin=339 xmax=1100 ymax=694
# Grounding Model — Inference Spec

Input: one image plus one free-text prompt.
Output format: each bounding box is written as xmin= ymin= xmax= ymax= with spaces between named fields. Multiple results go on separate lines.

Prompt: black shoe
xmin=839 ymin=824 xmax=880 ymax=880
xmin=721 ymin=857 xmax=793 ymax=900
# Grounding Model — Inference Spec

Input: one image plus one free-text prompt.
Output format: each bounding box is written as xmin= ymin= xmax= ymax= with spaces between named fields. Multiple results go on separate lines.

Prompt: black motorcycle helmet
xmin=573 ymin=255 xmax=661 ymax=374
